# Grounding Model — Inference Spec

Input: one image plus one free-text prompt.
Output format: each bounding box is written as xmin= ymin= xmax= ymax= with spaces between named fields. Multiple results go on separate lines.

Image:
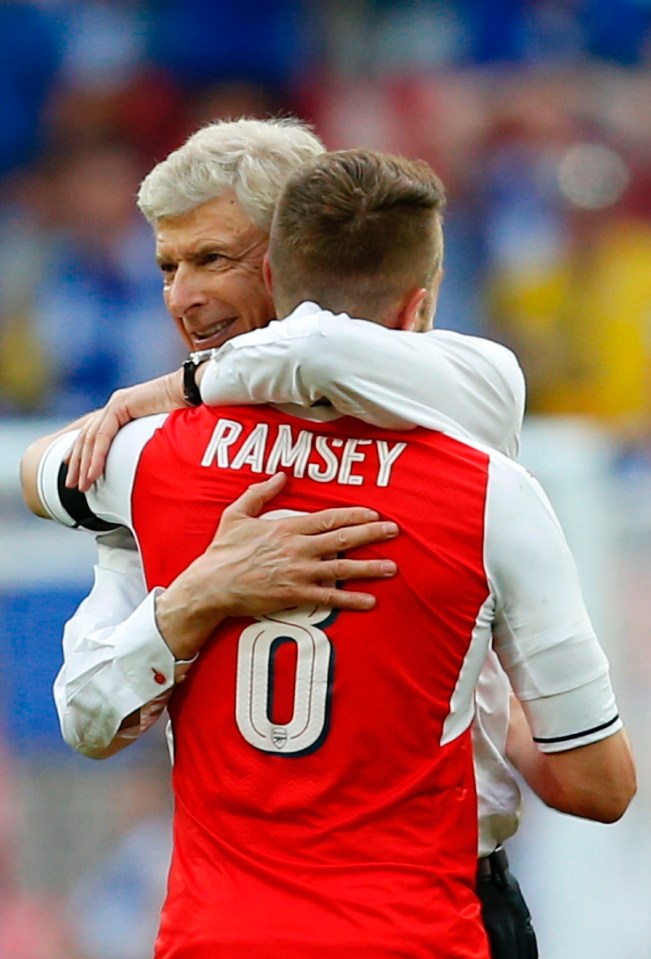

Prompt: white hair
xmin=137 ymin=116 xmax=325 ymax=229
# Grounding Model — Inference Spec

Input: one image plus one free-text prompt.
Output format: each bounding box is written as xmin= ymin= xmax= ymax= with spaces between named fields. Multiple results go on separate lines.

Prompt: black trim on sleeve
xmin=533 ymin=713 xmax=619 ymax=745
xmin=57 ymin=463 xmax=120 ymax=532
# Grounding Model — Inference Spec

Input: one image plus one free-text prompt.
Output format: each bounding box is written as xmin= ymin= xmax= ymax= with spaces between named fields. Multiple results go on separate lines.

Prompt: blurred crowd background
xmin=2 ymin=1 xmax=651 ymax=957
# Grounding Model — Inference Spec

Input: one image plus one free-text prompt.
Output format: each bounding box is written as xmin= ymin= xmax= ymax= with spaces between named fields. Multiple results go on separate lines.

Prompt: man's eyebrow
xmin=156 ymin=241 xmax=236 ymax=266
xmin=189 ymin=243 xmax=233 ymax=260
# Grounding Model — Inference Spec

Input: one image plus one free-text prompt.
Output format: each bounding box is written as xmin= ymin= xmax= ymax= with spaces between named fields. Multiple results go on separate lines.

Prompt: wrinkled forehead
xmin=155 ymin=192 xmax=268 ymax=256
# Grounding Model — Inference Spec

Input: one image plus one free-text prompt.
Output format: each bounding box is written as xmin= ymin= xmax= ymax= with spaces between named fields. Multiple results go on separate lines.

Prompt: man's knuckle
xmin=316 ymin=511 xmax=337 ymax=533
xmin=333 ymin=529 xmax=349 ymax=551
xmin=319 ymin=587 xmax=336 ymax=607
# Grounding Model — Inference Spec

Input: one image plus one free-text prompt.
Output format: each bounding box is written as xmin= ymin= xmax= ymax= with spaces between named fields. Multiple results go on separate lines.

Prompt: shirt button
xmin=152 ymin=669 xmax=166 ymax=685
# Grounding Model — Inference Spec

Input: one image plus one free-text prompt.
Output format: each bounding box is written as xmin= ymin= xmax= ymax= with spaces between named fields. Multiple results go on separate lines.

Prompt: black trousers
xmin=477 ymin=849 xmax=538 ymax=959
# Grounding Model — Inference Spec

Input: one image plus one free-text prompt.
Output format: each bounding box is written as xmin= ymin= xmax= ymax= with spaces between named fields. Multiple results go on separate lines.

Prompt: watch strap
xmin=182 ymin=349 xmax=218 ymax=407
xmin=182 ymin=356 xmax=203 ymax=406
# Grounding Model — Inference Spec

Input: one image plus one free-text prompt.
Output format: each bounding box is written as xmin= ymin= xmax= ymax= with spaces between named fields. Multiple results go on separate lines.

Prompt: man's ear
xmin=398 ymin=287 xmax=427 ymax=331
xmin=402 ymin=267 xmax=444 ymax=332
xmin=262 ymin=252 xmax=273 ymax=296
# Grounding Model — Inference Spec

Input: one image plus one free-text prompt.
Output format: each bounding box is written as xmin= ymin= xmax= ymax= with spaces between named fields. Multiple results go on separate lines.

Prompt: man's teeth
xmin=196 ymin=319 xmax=234 ymax=340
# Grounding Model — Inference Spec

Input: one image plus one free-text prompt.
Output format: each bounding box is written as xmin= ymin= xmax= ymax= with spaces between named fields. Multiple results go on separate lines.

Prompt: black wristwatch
xmin=182 ymin=349 xmax=215 ymax=406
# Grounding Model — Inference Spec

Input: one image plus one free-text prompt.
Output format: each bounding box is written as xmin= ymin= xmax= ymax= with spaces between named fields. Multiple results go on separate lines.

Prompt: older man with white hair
xmin=20 ymin=116 xmax=596 ymax=959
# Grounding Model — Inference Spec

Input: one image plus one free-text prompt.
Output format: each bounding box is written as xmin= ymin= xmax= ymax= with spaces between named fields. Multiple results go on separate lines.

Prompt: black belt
xmin=477 ymin=848 xmax=509 ymax=885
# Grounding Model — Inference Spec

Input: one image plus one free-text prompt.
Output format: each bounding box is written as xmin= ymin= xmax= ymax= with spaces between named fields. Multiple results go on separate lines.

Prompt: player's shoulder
xmin=484 ymin=443 xmax=534 ymax=486
xmin=104 ymin=413 xmax=170 ymax=468
xmin=428 ymin=329 xmax=521 ymax=373
xmin=483 ymin=446 xmax=560 ymax=534
xmin=441 ymin=431 xmax=541 ymax=501
xmin=93 ymin=413 xmax=171 ymax=512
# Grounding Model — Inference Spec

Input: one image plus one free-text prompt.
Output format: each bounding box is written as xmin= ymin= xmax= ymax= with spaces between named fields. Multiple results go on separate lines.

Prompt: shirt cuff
xmin=114 ymin=588 xmax=179 ymax=698
xmin=174 ymin=653 xmax=199 ymax=684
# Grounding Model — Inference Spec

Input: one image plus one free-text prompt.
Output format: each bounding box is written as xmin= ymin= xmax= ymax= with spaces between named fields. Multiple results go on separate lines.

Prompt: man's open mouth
xmin=190 ymin=317 xmax=237 ymax=348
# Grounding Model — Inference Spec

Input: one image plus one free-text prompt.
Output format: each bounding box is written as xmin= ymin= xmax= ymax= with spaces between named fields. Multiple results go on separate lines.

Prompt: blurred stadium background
xmin=1 ymin=1 xmax=651 ymax=956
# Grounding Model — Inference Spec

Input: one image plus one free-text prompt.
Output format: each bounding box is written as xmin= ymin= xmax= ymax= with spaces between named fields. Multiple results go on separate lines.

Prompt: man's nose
xmin=167 ymin=263 xmax=208 ymax=316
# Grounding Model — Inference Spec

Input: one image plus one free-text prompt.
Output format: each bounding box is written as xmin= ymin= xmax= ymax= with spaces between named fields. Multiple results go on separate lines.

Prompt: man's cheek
xmin=172 ymin=313 xmax=193 ymax=349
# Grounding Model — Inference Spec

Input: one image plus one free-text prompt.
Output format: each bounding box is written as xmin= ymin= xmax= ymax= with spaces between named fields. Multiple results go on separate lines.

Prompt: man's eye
xmin=202 ymin=252 xmax=225 ymax=266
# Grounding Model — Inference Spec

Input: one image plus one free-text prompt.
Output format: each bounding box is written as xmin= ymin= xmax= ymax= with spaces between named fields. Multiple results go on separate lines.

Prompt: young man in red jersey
xmin=25 ymin=149 xmax=634 ymax=958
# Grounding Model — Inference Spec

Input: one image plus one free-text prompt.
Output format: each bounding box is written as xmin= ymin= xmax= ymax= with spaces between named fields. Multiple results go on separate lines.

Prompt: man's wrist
xmin=154 ymin=582 xmax=226 ymax=662
xmin=182 ymin=350 xmax=217 ymax=406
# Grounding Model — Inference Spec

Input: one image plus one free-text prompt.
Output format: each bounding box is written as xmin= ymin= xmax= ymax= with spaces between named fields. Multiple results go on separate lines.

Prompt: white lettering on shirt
xmin=339 ymin=438 xmax=372 ymax=486
xmin=307 ymin=435 xmax=340 ymax=483
xmin=201 ymin=419 xmax=243 ymax=467
xmin=201 ymin=419 xmax=407 ymax=488
xmin=266 ymin=424 xmax=312 ymax=477
xmin=231 ymin=423 xmax=269 ymax=473
xmin=377 ymin=440 xmax=408 ymax=487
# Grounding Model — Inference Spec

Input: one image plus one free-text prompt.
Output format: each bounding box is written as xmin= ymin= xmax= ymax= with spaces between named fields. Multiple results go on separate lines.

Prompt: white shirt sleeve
xmin=39 ymin=416 xmax=191 ymax=757
xmin=199 ymin=303 xmax=526 ymax=457
xmin=53 ymin=529 xmax=179 ymax=755
xmin=484 ymin=455 xmax=622 ymax=753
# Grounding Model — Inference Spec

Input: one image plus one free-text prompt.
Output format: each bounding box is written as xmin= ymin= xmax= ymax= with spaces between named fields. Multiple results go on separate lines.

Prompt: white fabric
xmin=38 ymin=431 xmax=80 ymax=527
xmin=200 ymin=304 xmax=525 ymax=458
xmin=471 ymin=651 xmax=521 ymax=853
xmin=53 ymin=520 xmax=190 ymax=756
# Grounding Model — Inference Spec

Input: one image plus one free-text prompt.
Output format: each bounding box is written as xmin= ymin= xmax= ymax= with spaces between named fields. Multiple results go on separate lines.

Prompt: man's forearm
xmin=507 ymin=697 xmax=636 ymax=822
xmin=198 ymin=311 xmax=525 ymax=457
xmin=47 ymin=470 xmax=399 ymax=758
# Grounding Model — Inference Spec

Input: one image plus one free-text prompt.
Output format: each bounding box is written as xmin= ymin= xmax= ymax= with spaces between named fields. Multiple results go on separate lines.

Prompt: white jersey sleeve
xmin=484 ymin=455 xmax=621 ymax=752
xmin=199 ymin=302 xmax=526 ymax=457
xmin=38 ymin=415 xmax=168 ymax=532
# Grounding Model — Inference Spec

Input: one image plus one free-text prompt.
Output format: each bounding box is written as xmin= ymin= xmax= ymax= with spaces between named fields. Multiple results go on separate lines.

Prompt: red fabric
xmin=131 ymin=404 xmax=491 ymax=959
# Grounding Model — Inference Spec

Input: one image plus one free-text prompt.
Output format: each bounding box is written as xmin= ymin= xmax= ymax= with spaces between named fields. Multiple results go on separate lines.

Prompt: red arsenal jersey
xmin=130 ymin=404 xmax=492 ymax=959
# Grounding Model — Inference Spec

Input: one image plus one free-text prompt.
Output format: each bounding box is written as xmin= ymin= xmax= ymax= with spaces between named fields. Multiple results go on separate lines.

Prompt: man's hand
xmin=155 ymin=472 xmax=399 ymax=661
xmin=66 ymin=370 xmax=186 ymax=491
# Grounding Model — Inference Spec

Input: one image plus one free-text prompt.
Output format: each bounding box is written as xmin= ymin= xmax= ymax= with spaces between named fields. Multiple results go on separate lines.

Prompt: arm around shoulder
xmin=200 ymin=310 xmax=525 ymax=453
